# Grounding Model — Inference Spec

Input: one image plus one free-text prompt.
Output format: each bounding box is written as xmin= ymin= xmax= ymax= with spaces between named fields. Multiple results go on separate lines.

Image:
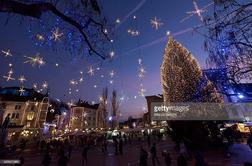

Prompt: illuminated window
xmin=27 ymin=112 xmax=34 ymax=120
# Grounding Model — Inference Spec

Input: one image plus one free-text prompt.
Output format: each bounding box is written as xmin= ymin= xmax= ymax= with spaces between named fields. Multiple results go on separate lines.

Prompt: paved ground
xmin=2 ymin=136 xmax=252 ymax=166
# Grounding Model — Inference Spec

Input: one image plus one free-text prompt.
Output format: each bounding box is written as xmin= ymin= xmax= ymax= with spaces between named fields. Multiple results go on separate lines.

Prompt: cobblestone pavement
xmin=2 ymin=136 xmax=252 ymax=166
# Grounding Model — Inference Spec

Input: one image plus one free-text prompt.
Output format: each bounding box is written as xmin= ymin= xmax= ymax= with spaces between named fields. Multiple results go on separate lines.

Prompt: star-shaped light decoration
xmin=42 ymin=81 xmax=48 ymax=89
xmin=3 ymin=74 xmax=15 ymax=81
xmin=51 ymin=27 xmax=63 ymax=41
xmin=24 ymin=54 xmax=45 ymax=67
xmin=181 ymin=0 xmax=212 ymax=22
xmin=150 ymin=17 xmax=163 ymax=30
xmin=1 ymin=49 xmax=12 ymax=57
xmin=87 ymin=66 xmax=94 ymax=76
xmin=18 ymin=75 xmax=26 ymax=84
xmin=19 ymin=86 xmax=25 ymax=96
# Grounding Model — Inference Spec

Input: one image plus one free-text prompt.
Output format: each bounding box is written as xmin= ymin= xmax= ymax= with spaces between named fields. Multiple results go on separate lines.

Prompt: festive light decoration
xmin=33 ymin=83 xmax=38 ymax=89
xmin=19 ymin=86 xmax=25 ymax=96
xmin=161 ymin=37 xmax=202 ymax=102
xmin=160 ymin=37 xmax=222 ymax=102
xmin=18 ymin=75 xmax=26 ymax=84
xmin=51 ymin=27 xmax=63 ymax=41
xmin=181 ymin=0 xmax=213 ymax=22
xmin=87 ymin=66 xmax=95 ymax=76
xmin=55 ymin=63 xmax=59 ymax=67
xmin=1 ymin=49 xmax=12 ymax=57
xmin=36 ymin=34 xmax=45 ymax=41
xmin=109 ymin=80 xmax=114 ymax=84
xmin=42 ymin=81 xmax=48 ymax=89
xmin=69 ymin=80 xmax=78 ymax=86
xmin=116 ymin=18 xmax=121 ymax=23
xmin=24 ymin=54 xmax=45 ymax=67
xmin=3 ymin=68 xmax=15 ymax=81
xmin=8 ymin=68 xmax=13 ymax=75
xmin=150 ymin=17 xmax=163 ymax=30
xmin=9 ymin=63 xmax=12 ymax=67
xmin=138 ymin=66 xmax=146 ymax=78
xmin=104 ymin=29 xmax=108 ymax=34
xmin=3 ymin=74 xmax=15 ymax=81
xmin=128 ymin=29 xmax=140 ymax=36
xmin=109 ymin=51 xmax=115 ymax=58
xmin=138 ymin=84 xmax=146 ymax=97
xmin=109 ymin=70 xmax=115 ymax=78
xmin=79 ymin=77 xmax=84 ymax=82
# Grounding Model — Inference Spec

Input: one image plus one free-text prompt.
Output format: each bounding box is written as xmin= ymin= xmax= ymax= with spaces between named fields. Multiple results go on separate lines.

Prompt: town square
xmin=0 ymin=0 xmax=252 ymax=166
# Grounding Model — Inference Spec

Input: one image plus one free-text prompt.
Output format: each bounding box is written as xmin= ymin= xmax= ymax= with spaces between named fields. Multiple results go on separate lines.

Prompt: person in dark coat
xmin=82 ymin=144 xmax=89 ymax=165
xmin=42 ymin=152 xmax=52 ymax=166
xmin=150 ymin=143 xmax=160 ymax=166
xmin=139 ymin=147 xmax=148 ymax=166
xmin=177 ymin=153 xmax=188 ymax=166
xmin=119 ymin=138 xmax=123 ymax=155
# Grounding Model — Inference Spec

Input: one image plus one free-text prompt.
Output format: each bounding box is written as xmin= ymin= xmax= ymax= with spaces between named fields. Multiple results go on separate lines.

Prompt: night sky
xmin=0 ymin=0 xmax=213 ymax=119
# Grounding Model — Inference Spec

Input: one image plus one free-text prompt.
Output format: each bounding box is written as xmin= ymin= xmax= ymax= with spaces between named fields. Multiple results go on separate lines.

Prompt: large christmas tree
xmin=161 ymin=37 xmax=222 ymax=103
xmin=160 ymin=37 xmax=223 ymax=148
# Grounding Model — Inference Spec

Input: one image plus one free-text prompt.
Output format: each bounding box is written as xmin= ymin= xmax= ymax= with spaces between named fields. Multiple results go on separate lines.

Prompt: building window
xmin=31 ymin=105 xmax=35 ymax=111
xmin=27 ymin=112 xmax=34 ymax=120
xmin=11 ymin=113 xmax=16 ymax=119
xmin=15 ymin=105 xmax=21 ymax=110
xmin=15 ymin=113 xmax=19 ymax=119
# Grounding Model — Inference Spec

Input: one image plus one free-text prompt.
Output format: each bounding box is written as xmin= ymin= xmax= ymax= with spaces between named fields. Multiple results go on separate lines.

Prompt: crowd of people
xmin=1 ymin=128 xmax=252 ymax=166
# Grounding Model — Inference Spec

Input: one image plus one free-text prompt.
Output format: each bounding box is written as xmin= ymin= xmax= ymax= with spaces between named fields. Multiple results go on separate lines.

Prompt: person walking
xmin=147 ymin=134 xmax=151 ymax=147
xmin=58 ymin=150 xmax=68 ymax=166
xmin=68 ymin=144 xmax=72 ymax=159
xmin=177 ymin=153 xmax=188 ymax=166
xmin=139 ymin=147 xmax=148 ymax=166
xmin=192 ymin=152 xmax=208 ymax=166
xmin=42 ymin=152 xmax=52 ymax=166
xmin=119 ymin=137 xmax=123 ymax=155
xmin=150 ymin=143 xmax=160 ymax=166
xmin=82 ymin=144 xmax=89 ymax=165
xmin=162 ymin=151 xmax=171 ymax=166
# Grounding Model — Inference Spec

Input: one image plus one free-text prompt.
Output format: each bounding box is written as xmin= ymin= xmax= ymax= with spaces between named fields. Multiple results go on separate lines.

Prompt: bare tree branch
xmin=0 ymin=0 xmax=107 ymax=59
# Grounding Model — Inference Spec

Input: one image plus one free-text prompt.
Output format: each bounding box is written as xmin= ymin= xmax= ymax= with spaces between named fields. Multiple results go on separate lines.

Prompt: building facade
xmin=70 ymin=103 xmax=102 ymax=130
xmin=0 ymin=87 xmax=49 ymax=130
